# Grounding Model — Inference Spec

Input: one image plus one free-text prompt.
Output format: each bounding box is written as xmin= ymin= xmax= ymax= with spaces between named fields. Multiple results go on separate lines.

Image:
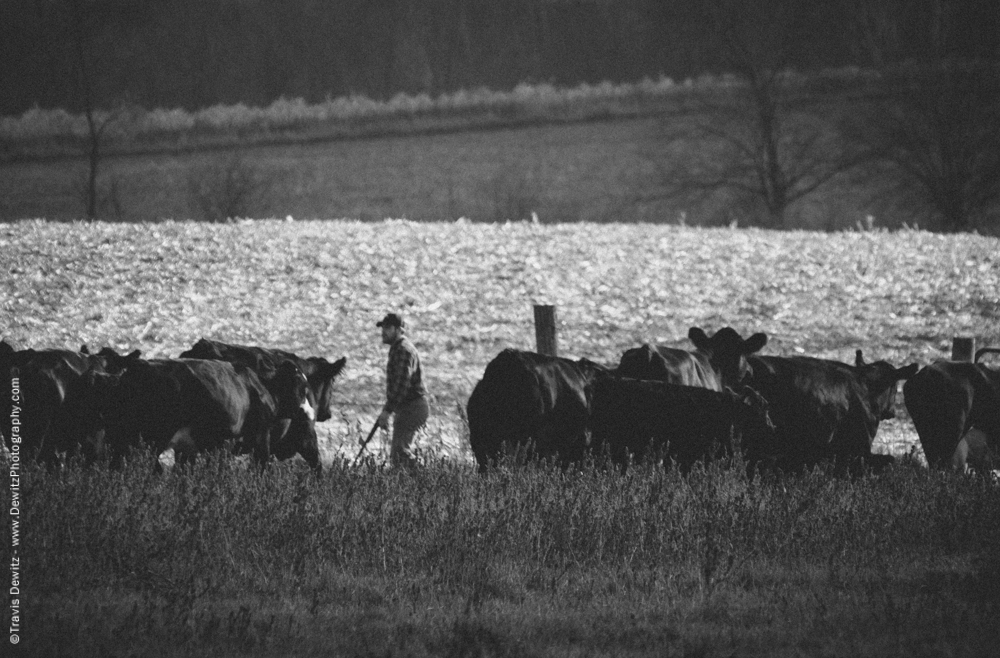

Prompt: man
xmin=375 ymin=313 xmax=429 ymax=468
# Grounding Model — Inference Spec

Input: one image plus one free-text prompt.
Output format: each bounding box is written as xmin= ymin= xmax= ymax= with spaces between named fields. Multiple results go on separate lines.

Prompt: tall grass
xmin=0 ymin=77 xmax=683 ymax=144
xmin=0 ymin=68 xmax=876 ymax=152
xmin=11 ymin=442 xmax=1000 ymax=656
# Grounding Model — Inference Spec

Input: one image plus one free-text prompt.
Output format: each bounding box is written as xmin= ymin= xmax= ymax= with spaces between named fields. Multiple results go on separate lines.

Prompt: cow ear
xmin=895 ymin=363 xmax=920 ymax=380
xmin=688 ymin=327 xmax=710 ymax=350
xmin=855 ymin=350 xmax=866 ymax=367
xmin=126 ymin=350 xmax=142 ymax=360
xmin=744 ymin=332 xmax=767 ymax=354
xmin=277 ymin=361 xmax=306 ymax=383
xmin=80 ymin=344 xmax=90 ymax=354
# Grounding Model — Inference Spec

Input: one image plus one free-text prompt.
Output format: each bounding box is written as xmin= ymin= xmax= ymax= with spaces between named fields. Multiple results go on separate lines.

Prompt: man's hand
xmin=376 ymin=410 xmax=391 ymax=430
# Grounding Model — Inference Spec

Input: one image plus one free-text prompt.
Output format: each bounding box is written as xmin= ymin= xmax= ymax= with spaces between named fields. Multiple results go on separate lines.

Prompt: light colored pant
xmin=391 ymin=396 xmax=430 ymax=468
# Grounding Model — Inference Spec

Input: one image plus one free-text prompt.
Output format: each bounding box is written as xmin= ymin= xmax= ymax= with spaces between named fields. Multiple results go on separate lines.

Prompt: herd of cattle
xmin=1 ymin=338 xmax=346 ymax=473
xmin=466 ymin=327 xmax=1000 ymax=476
xmin=2 ymin=326 xmax=999 ymax=476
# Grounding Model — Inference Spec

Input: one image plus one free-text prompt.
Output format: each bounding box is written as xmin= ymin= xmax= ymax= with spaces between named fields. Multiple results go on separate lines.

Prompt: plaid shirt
xmin=384 ymin=336 xmax=426 ymax=414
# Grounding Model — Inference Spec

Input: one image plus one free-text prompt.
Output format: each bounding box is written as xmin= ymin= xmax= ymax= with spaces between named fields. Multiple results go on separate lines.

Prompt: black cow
xmin=466 ymin=348 xmax=611 ymax=472
xmin=63 ymin=357 xmax=320 ymax=470
xmin=903 ymin=355 xmax=1000 ymax=471
xmin=588 ymin=376 xmax=777 ymax=472
xmin=745 ymin=350 xmax=919 ymax=473
xmin=180 ymin=338 xmax=347 ymax=422
xmin=617 ymin=327 xmax=768 ymax=391
xmin=1 ymin=342 xmax=138 ymax=464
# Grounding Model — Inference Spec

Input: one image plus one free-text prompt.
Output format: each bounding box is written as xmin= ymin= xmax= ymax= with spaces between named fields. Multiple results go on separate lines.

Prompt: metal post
xmin=533 ymin=305 xmax=558 ymax=356
xmin=951 ymin=337 xmax=975 ymax=362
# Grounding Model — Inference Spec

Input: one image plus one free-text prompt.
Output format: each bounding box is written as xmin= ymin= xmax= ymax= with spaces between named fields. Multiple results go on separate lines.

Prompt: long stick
xmin=352 ymin=422 xmax=381 ymax=465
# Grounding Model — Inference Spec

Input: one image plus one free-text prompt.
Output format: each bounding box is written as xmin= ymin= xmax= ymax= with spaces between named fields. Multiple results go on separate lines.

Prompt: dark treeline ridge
xmin=1 ymin=0 xmax=996 ymax=115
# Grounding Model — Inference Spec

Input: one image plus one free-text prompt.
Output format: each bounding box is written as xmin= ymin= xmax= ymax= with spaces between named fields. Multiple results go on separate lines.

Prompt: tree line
xmin=1 ymin=0 xmax=997 ymax=231
xmin=1 ymin=0 xmax=994 ymax=115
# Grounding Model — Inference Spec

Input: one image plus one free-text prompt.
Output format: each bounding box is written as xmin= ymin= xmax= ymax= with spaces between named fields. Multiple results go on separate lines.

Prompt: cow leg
xmin=158 ymin=448 xmax=177 ymax=473
xmin=161 ymin=426 xmax=195 ymax=472
xmin=466 ymin=384 xmax=498 ymax=473
xmin=953 ymin=428 xmax=996 ymax=474
xmin=107 ymin=427 xmax=140 ymax=469
xmin=251 ymin=419 xmax=289 ymax=470
xmin=951 ymin=434 xmax=973 ymax=472
xmin=491 ymin=415 xmax=538 ymax=469
xmin=862 ymin=452 xmax=896 ymax=474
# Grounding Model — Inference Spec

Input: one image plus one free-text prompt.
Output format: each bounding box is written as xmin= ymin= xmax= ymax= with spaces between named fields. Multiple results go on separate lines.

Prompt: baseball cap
xmin=376 ymin=313 xmax=404 ymax=328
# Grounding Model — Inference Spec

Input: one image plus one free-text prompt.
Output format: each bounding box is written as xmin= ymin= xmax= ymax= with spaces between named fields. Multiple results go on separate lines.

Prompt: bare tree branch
xmin=638 ymin=0 xmax=864 ymax=228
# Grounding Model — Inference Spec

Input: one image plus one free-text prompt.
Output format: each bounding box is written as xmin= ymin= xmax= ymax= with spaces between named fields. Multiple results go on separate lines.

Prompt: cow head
xmin=854 ymin=350 xmax=920 ymax=420
xmin=266 ymin=361 xmax=321 ymax=471
xmin=688 ymin=327 xmax=768 ymax=388
xmin=96 ymin=347 xmax=142 ymax=374
xmin=183 ymin=338 xmax=225 ymax=360
xmin=304 ymin=355 xmax=347 ymax=422
xmin=727 ymin=385 xmax=779 ymax=460
xmin=55 ymin=367 xmax=128 ymax=462
xmin=269 ymin=362 xmax=316 ymax=421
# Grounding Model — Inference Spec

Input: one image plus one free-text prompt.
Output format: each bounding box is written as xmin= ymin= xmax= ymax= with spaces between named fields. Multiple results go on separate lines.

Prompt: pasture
xmin=0 ymin=112 xmax=907 ymax=231
xmin=1 ymin=118 xmax=664 ymax=225
xmin=3 ymin=220 xmax=1000 ymax=656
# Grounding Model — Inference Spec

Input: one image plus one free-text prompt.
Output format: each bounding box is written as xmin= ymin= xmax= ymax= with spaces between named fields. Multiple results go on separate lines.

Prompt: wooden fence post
xmin=951 ymin=337 xmax=975 ymax=362
xmin=533 ymin=305 xmax=558 ymax=356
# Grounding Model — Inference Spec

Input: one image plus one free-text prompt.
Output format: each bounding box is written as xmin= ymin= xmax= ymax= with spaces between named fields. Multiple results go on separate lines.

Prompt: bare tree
xmin=849 ymin=0 xmax=1000 ymax=231
xmin=645 ymin=0 xmax=860 ymax=228
xmin=67 ymin=0 xmax=137 ymax=220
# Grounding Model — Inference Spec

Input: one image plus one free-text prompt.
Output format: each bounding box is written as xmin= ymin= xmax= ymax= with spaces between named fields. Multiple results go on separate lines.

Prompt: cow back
xmin=589 ymin=377 xmax=749 ymax=470
xmin=180 ymin=338 xmax=345 ymax=422
xmin=617 ymin=344 xmax=722 ymax=391
xmin=2 ymin=346 xmax=109 ymax=462
xmin=746 ymin=356 xmax=864 ymax=467
xmin=904 ymin=361 xmax=1000 ymax=468
xmin=617 ymin=328 xmax=767 ymax=392
xmin=747 ymin=354 xmax=915 ymax=472
xmin=91 ymin=359 xmax=261 ymax=458
xmin=467 ymin=349 xmax=604 ymax=470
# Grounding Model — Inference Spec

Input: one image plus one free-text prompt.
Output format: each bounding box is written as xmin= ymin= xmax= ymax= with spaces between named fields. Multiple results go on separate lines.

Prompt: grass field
xmin=3 ymin=220 xmax=1000 ymax=656
xmin=0 ymin=118 xmax=663 ymax=224
xmin=0 ymin=112 xmax=909 ymax=231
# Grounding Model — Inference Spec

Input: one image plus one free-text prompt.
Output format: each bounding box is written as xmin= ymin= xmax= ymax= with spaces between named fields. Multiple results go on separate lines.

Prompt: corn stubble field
xmin=3 ymin=220 xmax=1000 ymax=657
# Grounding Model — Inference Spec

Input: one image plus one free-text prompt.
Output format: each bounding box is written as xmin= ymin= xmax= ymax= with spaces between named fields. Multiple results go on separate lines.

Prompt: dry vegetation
xmin=2 ymin=220 xmax=1000 ymax=656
